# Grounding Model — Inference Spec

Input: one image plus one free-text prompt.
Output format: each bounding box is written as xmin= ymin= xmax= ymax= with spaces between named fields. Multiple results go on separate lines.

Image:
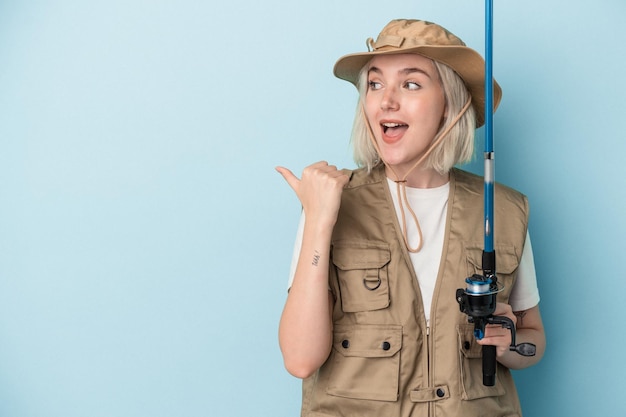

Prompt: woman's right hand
xmin=276 ymin=161 xmax=350 ymax=228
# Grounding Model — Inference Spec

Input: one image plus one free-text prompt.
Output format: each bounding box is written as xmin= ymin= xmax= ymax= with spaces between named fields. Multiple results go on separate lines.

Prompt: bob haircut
xmin=350 ymin=58 xmax=476 ymax=174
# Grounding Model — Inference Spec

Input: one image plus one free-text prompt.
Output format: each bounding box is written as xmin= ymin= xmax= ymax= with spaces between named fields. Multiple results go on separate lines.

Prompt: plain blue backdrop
xmin=1 ymin=0 xmax=625 ymax=416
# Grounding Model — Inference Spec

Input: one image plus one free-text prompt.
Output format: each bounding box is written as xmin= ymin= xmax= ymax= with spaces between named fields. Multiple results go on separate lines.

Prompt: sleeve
xmin=508 ymin=230 xmax=541 ymax=312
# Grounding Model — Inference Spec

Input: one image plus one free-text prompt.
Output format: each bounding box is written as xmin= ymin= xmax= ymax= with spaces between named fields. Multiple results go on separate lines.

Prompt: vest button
xmin=341 ymin=340 xmax=350 ymax=349
xmin=436 ymin=388 xmax=445 ymax=398
xmin=463 ymin=341 xmax=471 ymax=350
xmin=381 ymin=341 xmax=391 ymax=351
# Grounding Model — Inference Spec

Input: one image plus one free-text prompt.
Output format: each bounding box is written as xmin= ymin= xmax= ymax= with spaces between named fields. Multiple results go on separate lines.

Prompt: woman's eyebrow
xmin=401 ymin=67 xmax=431 ymax=77
xmin=367 ymin=66 xmax=431 ymax=78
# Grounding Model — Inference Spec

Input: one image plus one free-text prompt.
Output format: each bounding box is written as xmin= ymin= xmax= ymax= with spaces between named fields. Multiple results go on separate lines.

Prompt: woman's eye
xmin=368 ymin=80 xmax=382 ymax=90
xmin=405 ymin=81 xmax=421 ymax=90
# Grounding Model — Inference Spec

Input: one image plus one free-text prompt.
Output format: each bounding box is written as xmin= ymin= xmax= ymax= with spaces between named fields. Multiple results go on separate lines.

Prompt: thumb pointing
xmin=275 ymin=166 xmax=300 ymax=192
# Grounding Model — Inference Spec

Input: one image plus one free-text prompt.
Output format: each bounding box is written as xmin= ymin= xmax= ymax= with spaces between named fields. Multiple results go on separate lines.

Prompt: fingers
xmin=476 ymin=327 xmax=511 ymax=357
xmin=478 ymin=327 xmax=511 ymax=342
xmin=301 ymin=161 xmax=350 ymax=188
xmin=303 ymin=161 xmax=343 ymax=176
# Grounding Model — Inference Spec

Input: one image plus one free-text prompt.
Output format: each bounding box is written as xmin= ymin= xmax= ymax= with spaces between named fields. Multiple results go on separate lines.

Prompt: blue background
xmin=1 ymin=0 xmax=625 ymax=416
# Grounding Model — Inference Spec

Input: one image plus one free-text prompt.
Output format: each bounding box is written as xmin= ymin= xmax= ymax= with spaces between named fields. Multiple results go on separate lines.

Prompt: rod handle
xmin=482 ymin=344 xmax=497 ymax=386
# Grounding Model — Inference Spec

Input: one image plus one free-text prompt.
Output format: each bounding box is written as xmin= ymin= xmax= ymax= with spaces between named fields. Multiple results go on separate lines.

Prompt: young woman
xmin=276 ymin=19 xmax=545 ymax=417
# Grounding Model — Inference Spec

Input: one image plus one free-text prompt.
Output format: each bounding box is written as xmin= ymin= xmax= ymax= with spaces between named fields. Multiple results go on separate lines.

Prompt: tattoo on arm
xmin=312 ymin=250 xmax=321 ymax=266
xmin=514 ymin=310 xmax=527 ymax=327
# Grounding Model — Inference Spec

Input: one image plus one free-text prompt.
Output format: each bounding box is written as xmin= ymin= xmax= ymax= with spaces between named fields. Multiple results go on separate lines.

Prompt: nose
xmin=381 ymin=87 xmax=399 ymax=111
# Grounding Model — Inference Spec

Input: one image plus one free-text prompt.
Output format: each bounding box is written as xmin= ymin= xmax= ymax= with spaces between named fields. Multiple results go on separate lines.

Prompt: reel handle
xmin=487 ymin=315 xmax=537 ymax=357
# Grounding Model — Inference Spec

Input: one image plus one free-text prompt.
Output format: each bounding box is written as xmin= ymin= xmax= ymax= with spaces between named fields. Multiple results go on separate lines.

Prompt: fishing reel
xmin=456 ymin=271 xmax=536 ymax=386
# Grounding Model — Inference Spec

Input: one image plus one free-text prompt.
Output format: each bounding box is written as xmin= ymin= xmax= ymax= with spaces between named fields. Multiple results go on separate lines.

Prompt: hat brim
xmin=333 ymin=45 xmax=501 ymax=128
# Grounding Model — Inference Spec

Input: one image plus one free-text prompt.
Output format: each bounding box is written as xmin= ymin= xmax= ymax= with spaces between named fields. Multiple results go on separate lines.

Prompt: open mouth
xmin=382 ymin=122 xmax=408 ymax=135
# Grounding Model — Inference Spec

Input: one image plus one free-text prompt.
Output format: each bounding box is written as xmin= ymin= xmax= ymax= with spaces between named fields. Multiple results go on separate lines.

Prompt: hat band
xmin=367 ymin=34 xmax=466 ymax=52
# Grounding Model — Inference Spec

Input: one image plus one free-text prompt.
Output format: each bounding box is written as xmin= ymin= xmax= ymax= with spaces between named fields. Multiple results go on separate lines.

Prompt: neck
xmin=385 ymin=165 xmax=449 ymax=188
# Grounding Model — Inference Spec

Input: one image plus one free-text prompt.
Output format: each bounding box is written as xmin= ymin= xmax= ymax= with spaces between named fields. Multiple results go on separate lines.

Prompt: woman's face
xmin=364 ymin=53 xmax=446 ymax=178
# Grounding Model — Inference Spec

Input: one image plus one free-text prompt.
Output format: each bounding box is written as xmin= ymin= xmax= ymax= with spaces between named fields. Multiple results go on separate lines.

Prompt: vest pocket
xmin=326 ymin=324 xmax=402 ymax=401
xmin=457 ymin=324 xmax=506 ymax=400
xmin=332 ymin=243 xmax=391 ymax=312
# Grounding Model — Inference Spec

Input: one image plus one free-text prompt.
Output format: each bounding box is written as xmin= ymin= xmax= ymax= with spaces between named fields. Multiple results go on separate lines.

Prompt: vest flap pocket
xmin=327 ymin=324 xmax=402 ymax=401
xmin=332 ymin=244 xmax=390 ymax=270
xmin=332 ymin=242 xmax=391 ymax=313
xmin=465 ymin=244 xmax=519 ymax=275
xmin=333 ymin=324 xmax=402 ymax=358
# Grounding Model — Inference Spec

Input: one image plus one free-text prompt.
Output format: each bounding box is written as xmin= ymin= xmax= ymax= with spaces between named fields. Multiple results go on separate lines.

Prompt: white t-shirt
xmin=288 ymin=178 xmax=540 ymax=323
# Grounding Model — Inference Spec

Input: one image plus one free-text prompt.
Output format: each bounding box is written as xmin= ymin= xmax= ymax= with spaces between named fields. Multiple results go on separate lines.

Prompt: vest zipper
xmin=426 ymin=321 xmax=433 ymax=416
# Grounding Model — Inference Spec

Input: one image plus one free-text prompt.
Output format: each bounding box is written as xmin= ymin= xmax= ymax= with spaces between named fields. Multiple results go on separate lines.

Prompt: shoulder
xmin=344 ymin=165 xmax=386 ymax=189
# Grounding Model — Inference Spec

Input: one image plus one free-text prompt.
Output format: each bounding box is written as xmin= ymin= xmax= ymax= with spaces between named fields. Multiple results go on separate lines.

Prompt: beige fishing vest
xmin=301 ymin=166 xmax=529 ymax=417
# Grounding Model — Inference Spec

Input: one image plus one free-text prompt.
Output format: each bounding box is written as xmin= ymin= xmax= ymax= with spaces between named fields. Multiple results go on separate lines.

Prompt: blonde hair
xmin=350 ymin=58 xmax=476 ymax=174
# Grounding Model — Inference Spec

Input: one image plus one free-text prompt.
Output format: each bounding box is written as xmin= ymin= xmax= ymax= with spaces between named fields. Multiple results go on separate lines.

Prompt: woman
xmin=277 ymin=19 xmax=545 ymax=417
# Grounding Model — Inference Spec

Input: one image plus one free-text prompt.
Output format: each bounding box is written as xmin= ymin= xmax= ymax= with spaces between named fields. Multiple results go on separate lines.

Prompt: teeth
xmin=382 ymin=122 xmax=405 ymax=127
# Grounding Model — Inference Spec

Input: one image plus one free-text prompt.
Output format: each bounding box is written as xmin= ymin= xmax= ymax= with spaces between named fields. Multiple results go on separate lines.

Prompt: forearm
xmin=279 ymin=221 xmax=334 ymax=378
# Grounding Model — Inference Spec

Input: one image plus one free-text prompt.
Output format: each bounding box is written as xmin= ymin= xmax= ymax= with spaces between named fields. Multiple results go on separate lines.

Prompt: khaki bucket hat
xmin=333 ymin=19 xmax=502 ymax=127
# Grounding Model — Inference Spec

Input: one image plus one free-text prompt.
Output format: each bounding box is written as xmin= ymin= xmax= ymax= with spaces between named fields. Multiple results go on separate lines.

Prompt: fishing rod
xmin=456 ymin=0 xmax=536 ymax=387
